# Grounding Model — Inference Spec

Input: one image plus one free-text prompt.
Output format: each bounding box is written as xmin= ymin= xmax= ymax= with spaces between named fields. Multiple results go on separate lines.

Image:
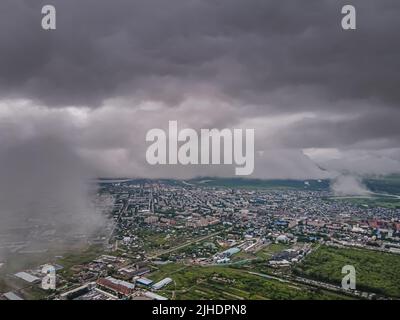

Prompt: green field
xmin=329 ymin=195 xmax=400 ymax=209
xmin=186 ymin=178 xmax=330 ymax=190
xmin=254 ymin=243 xmax=290 ymax=259
xmin=57 ymin=246 xmax=104 ymax=269
xmin=365 ymin=175 xmax=400 ymax=195
xmin=123 ymin=176 xmax=400 ymax=194
xmin=148 ymin=263 xmax=351 ymax=300
xmin=295 ymin=246 xmax=400 ymax=298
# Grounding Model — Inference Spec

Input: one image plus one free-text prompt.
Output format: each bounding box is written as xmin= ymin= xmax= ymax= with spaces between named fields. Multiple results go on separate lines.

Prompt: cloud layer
xmin=0 ymin=1 xmax=399 ymax=179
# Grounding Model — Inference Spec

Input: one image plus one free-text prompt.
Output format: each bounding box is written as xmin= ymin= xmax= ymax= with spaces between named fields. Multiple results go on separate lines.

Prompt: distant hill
xmin=95 ymin=175 xmax=400 ymax=194
xmin=186 ymin=177 xmax=330 ymax=191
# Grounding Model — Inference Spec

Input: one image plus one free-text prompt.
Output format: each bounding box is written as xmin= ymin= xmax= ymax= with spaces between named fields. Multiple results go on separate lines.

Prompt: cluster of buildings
xmin=100 ymin=180 xmax=400 ymax=265
xmin=2 ymin=179 xmax=400 ymax=300
xmin=268 ymin=244 xmax=312 ymax=267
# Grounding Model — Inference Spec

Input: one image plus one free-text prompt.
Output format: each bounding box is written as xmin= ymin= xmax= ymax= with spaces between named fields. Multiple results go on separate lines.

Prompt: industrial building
xmin=14 ymin=272 xmax=40 ymax=284
xmin=3 ymin=292 xmax=24 ymax=300
xmin=152 ymin=277 xmax=172 ymax=290
xmin=96 ymin=277 xmax=135 ymax=297
xmin=144 ymin=291 xmax=168 ymax=300
xmin=136 ymin=277 xmax=153 ymax=286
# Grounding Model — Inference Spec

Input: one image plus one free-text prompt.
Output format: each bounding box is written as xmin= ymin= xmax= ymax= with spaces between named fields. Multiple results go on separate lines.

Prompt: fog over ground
xmin=331 ymin=175 xmax=371 ymax=196
xmin=0 ymin=1 xmax=400 ymax=257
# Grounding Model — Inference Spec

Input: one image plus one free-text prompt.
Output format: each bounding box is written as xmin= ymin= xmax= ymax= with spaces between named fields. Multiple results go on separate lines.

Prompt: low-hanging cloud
xmin=0 ymin=111 xmax=106 ymax=260
xmin=331 ymin=175 xmax=371 ymax=196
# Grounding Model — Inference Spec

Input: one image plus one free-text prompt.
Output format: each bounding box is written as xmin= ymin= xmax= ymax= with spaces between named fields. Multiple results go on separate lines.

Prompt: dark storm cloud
xmin=0 ymin=0 xmax=399 ymax=110
xmin=0 ymin=0 xmax=399 ymax=179
xmin=276 ymin=109 xmax=400 ymax=149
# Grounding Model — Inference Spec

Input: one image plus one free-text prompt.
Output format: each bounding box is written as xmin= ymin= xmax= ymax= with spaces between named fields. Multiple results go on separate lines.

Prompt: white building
xmin=14 ymin=272 xmax=40 ymax=283
xmin=152 ymin=277 xmax=172 ymax=290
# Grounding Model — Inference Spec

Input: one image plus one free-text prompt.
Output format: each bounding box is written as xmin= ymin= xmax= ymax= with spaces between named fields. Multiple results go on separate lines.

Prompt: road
xmin=148 ymin=229 xmax=228 ymax=260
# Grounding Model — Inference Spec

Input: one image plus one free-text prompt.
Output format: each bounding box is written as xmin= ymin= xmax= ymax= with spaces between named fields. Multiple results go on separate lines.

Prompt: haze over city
xmin=0 ymin=0 xmax=399 ymax=303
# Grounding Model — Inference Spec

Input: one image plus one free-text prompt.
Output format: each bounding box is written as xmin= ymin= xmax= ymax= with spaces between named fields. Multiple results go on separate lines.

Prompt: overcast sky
xmin=1 ymin=0 xmax=400 ymax=180
xmin=5 ymin=0 xmax=400 ymax=260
